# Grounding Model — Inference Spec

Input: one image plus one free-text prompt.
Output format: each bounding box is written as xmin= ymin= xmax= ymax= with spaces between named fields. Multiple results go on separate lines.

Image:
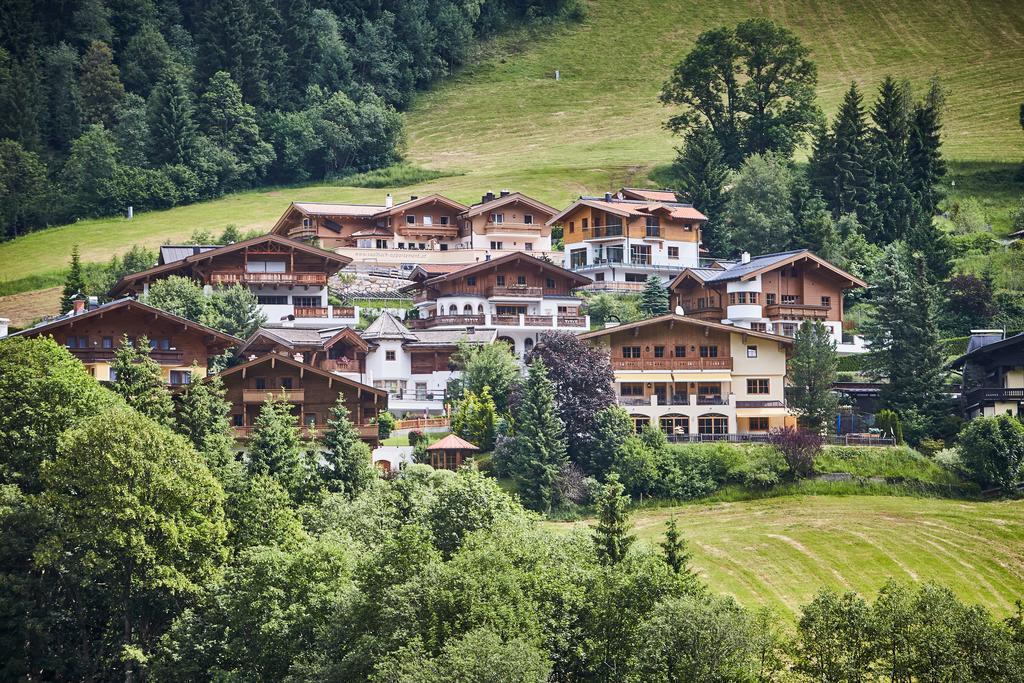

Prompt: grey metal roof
xmin=699 ymin=250 xmax=807 ymax=282
xmin=256 ymin=326 xmax=329 ymax=346
xmin=159 ymin=245 xmax=219 ymax=265
xmin=407 ymin=328 xmax=497 ymax=346
xmin=966 ymin=332 xmax=1005 ymax=354
xmin=361 ymin=311 xmax=416 ymax=341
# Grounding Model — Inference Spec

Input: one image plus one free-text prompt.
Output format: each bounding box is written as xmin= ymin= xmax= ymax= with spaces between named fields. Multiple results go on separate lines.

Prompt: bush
xmin=815 ymin=446 xmax=960 ymax=485
xmin=917 ymin=438 xmax=945 ymax=458
xmin=875 ymin=409 xmax=904 ymax=445
xmin=769 ymin=428 xmax=822 ymax=479
xmin=408 ymin=430 xmax=424 ymax=447
xmin=376 ymin=411 xmax=396 ymax=440
xmin=956 ymin=415 xmax=1024 ymax=489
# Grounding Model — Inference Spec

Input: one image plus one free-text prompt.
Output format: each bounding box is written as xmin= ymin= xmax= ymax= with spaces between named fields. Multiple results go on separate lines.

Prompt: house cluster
xmin=6 ymin=185 xmax=950 ymax=456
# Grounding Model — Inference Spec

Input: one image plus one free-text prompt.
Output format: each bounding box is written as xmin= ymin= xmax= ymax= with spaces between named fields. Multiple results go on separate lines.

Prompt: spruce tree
xmin=42 ymin=43 xmax=82 ymax=151
xmin=907 ymin=100 xmax=946 ymax=218
xmin=829 ymin=82 xmax=874 ymax=222
xmin=672 ymin=124 xmax=730 ymax=255
xmin=510 ymin=359 xmax=568 ymax=512
xmin=660 ymin=517 xmax=695 ymax=580
xmin=175 ymin=371 xmax=236 ymax=474
xmin=593 ymin=473 xmax=634 ymax=565
xmin=320 ymin=397 xmax=374 ymax=496
xmin=247 ymin=394 xmax=309 ymax=500
xmin=639 ymin=276 xmax=669 ymax=317
xmin=146 ymin=68 xmax=197 ymax=166
xmin=861 ymin=244 xmax=948 ymax=431
xmin=78 ymin=40 xmax=123 ymax=127
xmin=788 ymin=320 xmax=840 ymax=434
xmin=111 ymin=335 xmax=175 ymax=428
xmin=867 ymin=77 xmax=915 ymax=244
xmin=61 ymin=244 xmax=86 ymax=313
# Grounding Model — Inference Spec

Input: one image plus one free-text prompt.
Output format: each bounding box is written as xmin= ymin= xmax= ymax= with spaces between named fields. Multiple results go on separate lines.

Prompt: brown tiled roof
xmin=426 ymin=433 xmax=480 ymax=451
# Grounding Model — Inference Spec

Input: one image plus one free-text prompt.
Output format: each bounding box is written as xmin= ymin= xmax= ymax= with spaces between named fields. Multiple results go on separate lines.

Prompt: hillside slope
xmin=1 ymin=0 xmax=1022 ymax=296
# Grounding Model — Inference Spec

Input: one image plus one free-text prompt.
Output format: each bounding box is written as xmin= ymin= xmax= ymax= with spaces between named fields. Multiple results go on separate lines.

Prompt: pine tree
xmin=111 ymin=335 xmax=175 ymax=428
xmin=61 ymin=245 xmax=86 ymax=313
xmin=907 ymin=100 xmax=946 ymax=218
xmin=660 ymin=517 xmax=695 ymax=580
xmin=510 ymin=359 xmax=568 ymax=512
xmin=247 ymin=394 xmax=309 ymax=500
xmin=320 ymin=397 xmax=374 ymax=496
xmin=592 ymin=473 xmax=634 ymax=565
xmin=146 ymin=68 xmax=197 ymax=166
xmin=861 ymin=244 xmax=948 ymax=430
xmin=867 ymin=77 xmax=915 ymax=244
xmin=672 ymin=124 xmax=730 ymax=255
xmin=175 ymin=371 xmax=236 ymax=474
xmin=639 ymin=276 xmax=669 ymax=317
xmin=42 ymin=43 xmax=82 ymax=151
xmin=78 ymin=40 xmax=123 ymax=127
xmin=788 ymin=320 xmax=840 ymax=434
xmin=829 ymin=83 xmax=874 ymax=222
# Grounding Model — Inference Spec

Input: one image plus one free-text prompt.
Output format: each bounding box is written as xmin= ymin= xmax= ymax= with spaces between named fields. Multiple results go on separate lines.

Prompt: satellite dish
xmin=675 ymin=306 xmax=685 ymax=316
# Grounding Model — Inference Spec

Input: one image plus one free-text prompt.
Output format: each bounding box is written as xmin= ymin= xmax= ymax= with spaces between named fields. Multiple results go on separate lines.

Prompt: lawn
xmin=1 ymin=0 xmax=1022 ymax=291
xmin=552 ymin=495 xmax=1024 ymax=620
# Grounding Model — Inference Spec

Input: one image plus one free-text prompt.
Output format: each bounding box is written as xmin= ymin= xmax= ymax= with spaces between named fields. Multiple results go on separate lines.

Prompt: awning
xmin=736 ymin=407 xmax=789 ymax=417
xmin=614 ymin=372 xmax=674 ymax=382
xmin=672 ymin=372 xmax=732 ymax=382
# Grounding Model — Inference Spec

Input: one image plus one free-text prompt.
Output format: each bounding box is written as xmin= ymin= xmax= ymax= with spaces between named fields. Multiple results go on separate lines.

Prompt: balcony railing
xmin=483 ymin=221 xmax=542 ymax=232
xmin=398 ymin=223 xmax=459 ymax=237
xmin=764 ymin=303 xmax=830 ymax=319
xmin=963 ymin=387 xmax=1024 ymax=406
xmin=234 ymin=423 xmax=377 ymax=439
xmin=488 ymin=286 xmax=543 ymax=298
xmin=407 ymin=315 xmax=485 ymax=328
xmin=211 ymin=271 xmax=327 ymax=286
xmin=294 ymin=306 xmax=328 ymax=318
xmin=588 ymin=226 xmax=624 ymax=239
xmin=70 ymin=348 xmax=185 ymax=364
xmin=612 ymin=357 xmax=733 ymax=371
xmin=322 ymin=359 xmax=362 ymax=373
xmin=242 ymin=388 xmax=305 ymax=403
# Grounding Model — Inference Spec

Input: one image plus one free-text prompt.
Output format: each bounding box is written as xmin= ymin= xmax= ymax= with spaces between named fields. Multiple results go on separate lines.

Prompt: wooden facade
xmin=239 ymin=327 xmax=369 ymax=375
xmin=218 ymin=354 xmax=386 ymax=444
xmin=557 ymin=198 xmax=705 ymax=250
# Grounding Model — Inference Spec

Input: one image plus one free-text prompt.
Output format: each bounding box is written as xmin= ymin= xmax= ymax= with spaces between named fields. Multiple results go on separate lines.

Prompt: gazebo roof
xmin=425 ymin=434 xmax=480 ymax=451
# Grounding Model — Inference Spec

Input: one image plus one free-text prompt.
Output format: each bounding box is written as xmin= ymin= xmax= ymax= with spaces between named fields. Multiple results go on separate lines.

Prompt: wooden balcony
xmin=397 ymin=224 xmax=459 ymax=238
xmin=483 ymin=221 xmax=542 ymax=233
xmin=407 ymin=315 xmax=485 ymax=328
xmin=764 ymin=303 xmax=829 ymax=319
xmin=242 ymin=388 xmax=305 ymax=403
xmin=321 ymin=359 xmax=362 ymax=373
xmin=963 ymin=387 xmax=1024 ymax=406
xmin=234 ymin=423 xmax=378 ymax=439
xmin=612 ymin=357 xmax=733 ymax=371
xmin=332 ymin=306 xmax=356 ymax=318
xmin=70 ymin=348 xmax=185 ymax=364
xmin=210 ymin=271 xmax=327 ymax=286
xmin=488 ymin=286 xmax=543 ymax=298
xmin=294 ymin=306 xmax=327 ymax=318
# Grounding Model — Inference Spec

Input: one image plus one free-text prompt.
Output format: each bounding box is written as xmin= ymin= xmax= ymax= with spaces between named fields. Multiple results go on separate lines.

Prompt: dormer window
xmin=302 ymin=217 xmax=311 ymax=228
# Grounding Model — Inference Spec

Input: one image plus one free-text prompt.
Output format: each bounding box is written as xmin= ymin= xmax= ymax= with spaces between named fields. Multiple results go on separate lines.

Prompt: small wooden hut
xmin=425 ymin=434 xmax=479 ymax=470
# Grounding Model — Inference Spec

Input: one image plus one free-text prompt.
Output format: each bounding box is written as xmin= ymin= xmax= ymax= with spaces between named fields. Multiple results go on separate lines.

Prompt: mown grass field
xmin=1 ymin=0 xmax=1022 ymax=305
xmin=553 ymin=495 xmax=1024 ymax=620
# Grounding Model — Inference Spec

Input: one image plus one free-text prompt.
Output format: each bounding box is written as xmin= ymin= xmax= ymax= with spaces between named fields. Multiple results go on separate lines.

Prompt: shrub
xmin=917 ymin=438 xmax=945 ymax=458
xmin=408 ymin=430 xmax=424 ymax=447
xmin=769 ymin=428 xmax=822 ymax=479
xmin=875 ymin=409 xmax=904 ymax=444
xmin=376 ymin=411 xmax=396 ymax=440
xmin=654 ymin=447 xmax=718 ymax=499
xmin=956 ymin=415 xmax=1024 ymax=489
xmin=814 ymin=445 xmax=960 ymax=485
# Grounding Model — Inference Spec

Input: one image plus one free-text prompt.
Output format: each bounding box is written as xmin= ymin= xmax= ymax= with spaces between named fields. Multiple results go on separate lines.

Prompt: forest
xmin=0 ymin=0 xmax=583 ymax=238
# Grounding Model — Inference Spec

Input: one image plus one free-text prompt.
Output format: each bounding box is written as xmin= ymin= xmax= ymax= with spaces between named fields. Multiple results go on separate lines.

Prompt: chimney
xmin=385 ymin=193 xmax=393 ymax=209
xmin=87 ymin=295 xmax=99 ymax=310
xmin=500 ymin=189 xmax=510 ymax=197
xmin=0 ymin=318 xmax=8 ymax=339
xmin=481 ymin=194 xmax=489 ymax=204
xmin=410 ymin=195 xmax=418 ymax=201
xmin=740 ymin=251 xmax=751 ymax=264
xmin=604 ymin=192 xmax=612 ymax=202
xmin=485 ymin=191 xmax=495 ymax=203
xmin=72 ymin=293 xmax=86 ymax=315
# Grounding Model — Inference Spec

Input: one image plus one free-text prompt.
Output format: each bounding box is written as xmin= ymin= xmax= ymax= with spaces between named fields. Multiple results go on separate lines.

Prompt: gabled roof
xmin=949 ymin=332 xmax=1024 ymax=370
xmin=12 ymin=297 xmax=241 ymax=349
xmin=618 ymin=188 xmax=678 ymax=202
xmin=426 ymin=433 xmax=479 ymax=451
xmin=160 ymin=245 xmax=218 ymax=265
xmin=403 ymin=251 xmax=591 ymax=292
xmin=668 ymin=250 xmax=867 ymax=290
xmin=216 ymin=353 xmax=387 ymax=397
xmin=546 ymin=197 xmax=707 ymax=226
xmin=292 ymin=201 xmax=383 ymax=217
xmin=361 ymin=311 xmax=416 ymax=341
xmin=406 ymin=262 xmax=475 ymax=282
xmin=578 ymin=313 xmax=795 ymax=345
xmin=322 ymin=326 xmax=369 ymax=352
xmin=463 ymin=192 xmax=557 ymax=219
xmin=406 ymin=328 xmax=497 ymax=347
xmin=110 ymin=234 xmax=351 ymax=295
xmin=238 ymin=327 xmax=327 ymax=353
xmin=376 ymin=193 xmax=468 ymax=217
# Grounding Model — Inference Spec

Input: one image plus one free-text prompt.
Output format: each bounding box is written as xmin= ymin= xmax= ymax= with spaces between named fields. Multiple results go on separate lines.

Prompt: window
xmin=630 ymin=244 xmax=651 ymax=265
xmin=406 ymin=215 xmax=416 ymax=225
xmin=645 ymin=216 xmax=660 ymax=237
xmin=397 ymin=243 xmax=405 ymax=249
xmin=595 ymin=273 xmax=605 ymax=281
xmin=620 ymin=383 xmax=644 ymax=396
xmin=517 ymin=275 xmax=527 ymax=285
xmin=821 ymin=296 xmax=831 ymax=308
xmin=415 ymin=382 xmax=428 ymax=400
xmin=524 ymin=214 xmax=534 ymax=225
xmin=440 ymin=216 xmax=450 ymax=225
xmin=685 ymin=222 xmax=694 ymax=231
xmin=569 ymin=221 xmax=575 ymax=234
xmin=749 ymin=292 xmax=759 ymax=304
xmin=729 ymin=293 xmax=736 ymax=305
xmin=491 ymin=213 xmax=505 ymax=224
xmin=255 ymin=377 xmax=267 ymax=390
xmin=570 ymin=249 xmax=587 ymax=268
xmin=746 ymin=345 xmax=758 ymax=358
xmin=257 ymin=295 xmax=289 ymax=305
xmin=525 ymin=243 xmax=533 ymax=251
xmin=102 ymin=336 xmax=113 ymax=349
xmin=231 ymin=413 xmax=244 ymax=427
xmin=747 ymin=378 xmax=770 ymax=394
xmin=582 ymin=218 xmax=589 ymax=229
xmin=467 ymin=276 xmax=477 ymax=286
xmin=622 ymin=346 xmax=641 ymax=358
xmin=781 ymin=294 xmax=798 ymax=304
xmin=660 ymin=415 xmax=689 ymax=436
xmin=496 ymin=275 xmax=506 ymax=286
xmin=737 ymin=292 xmax=747 ymax=304
xmin=751 ymin=323 xmax=767 ymax=332
xmin=440 ymin=244 xmax=448 ymax=251
xmin=546 ymin=277 xmax=555 ymax=289
xmin=630 ymin=415 xmax=650 ymax=433
xmin=781 ymin=323 xmax=798 ymax=337
xmin=246 ymin=260 xmax=286 ymax=273
xmin=66 ymin=336 xmax=88 ymax=348
xmin=376 ymin=239 xmax=388 ymax=249
xmin=169 ymin=370 xmax=192 ymax=386
xmin=748 ymin=417 xmax=770 ymax=432
xmin=698 ymin=415 xmax=728 ymax=435
xmin=385 ymin=350 xmax=396 ymax=361
xmin=699 ymin=345 xmax=718 ymax=358
xmin=490 ymin=241 xmax=503 ymax=250
xmin=668 ymin=246 xmax=679 ymax=259
xmin=305 ymin=414 xmax=317 ymax=428
xmin=653 ymin=345 xmax=665 ymax=358
xmin=674 ymin=345 xmax=686 ymax=358
xmin=766 ymin=293 xmax=776 ymax=305
xmin=418 ymin=243 xmax=427 ymax=250
xmin=281 ymin=377 xmax=293 ymax=390
xmin=293 ymin=296 xmax=320 ymax=307
xmin=624 ymin=273 xmax=648 ymax=283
